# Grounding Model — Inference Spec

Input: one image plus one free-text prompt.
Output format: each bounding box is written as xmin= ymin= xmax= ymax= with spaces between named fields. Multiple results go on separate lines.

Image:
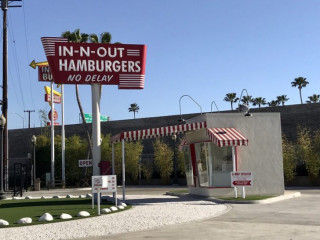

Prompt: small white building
xmin=111 ymin=112 xmax=284 ymax=200
xmin=182 ymin=112 xmax=284 ymax=197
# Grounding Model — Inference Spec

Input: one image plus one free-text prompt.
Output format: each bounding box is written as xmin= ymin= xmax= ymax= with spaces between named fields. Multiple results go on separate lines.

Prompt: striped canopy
xmin=207 ymin=128 xmax=248 ymax=147
xmin=111 ymin=122 xmax=207 ymax=143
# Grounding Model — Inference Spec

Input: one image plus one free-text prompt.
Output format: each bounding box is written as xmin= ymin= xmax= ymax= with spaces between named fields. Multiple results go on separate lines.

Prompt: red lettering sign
xmin=41 ymin=37 xmax=147 ymax=89
xmin=45 ymin=94 xmax=61 ymax=104
xmin=38 ymin=66 xmax=53 ymax=82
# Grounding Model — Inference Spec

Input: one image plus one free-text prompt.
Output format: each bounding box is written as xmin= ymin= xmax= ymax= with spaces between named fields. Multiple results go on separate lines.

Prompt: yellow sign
xmin=29 ymin=60 xmax=48 ymax=69
xmin=44 ymin=86 xmax=62 ymax=96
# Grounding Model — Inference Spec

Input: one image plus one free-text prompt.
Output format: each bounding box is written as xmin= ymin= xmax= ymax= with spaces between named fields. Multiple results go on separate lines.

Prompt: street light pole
xmin=31 ymin=135 xmax=36 ymax=190
xmin=0 ymin=114 xmax=6 ymax=199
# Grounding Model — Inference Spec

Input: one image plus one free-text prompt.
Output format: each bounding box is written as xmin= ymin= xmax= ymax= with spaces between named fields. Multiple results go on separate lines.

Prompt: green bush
xmin=282 ymin=136 xmax=296 ymax=182
xmin=153 ymin=139 xmax=173 ymax=183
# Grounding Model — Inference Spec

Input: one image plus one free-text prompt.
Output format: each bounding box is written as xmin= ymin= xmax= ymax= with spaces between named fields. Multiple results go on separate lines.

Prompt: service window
xmin=182 ymin=146 xmax=194 ymax=186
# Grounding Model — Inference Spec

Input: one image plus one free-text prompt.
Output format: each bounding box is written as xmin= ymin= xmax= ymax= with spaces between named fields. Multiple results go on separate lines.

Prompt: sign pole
xmin=61 ymin=84 xmax=65 ymax=187
xmin=91 ymin=84 xmax=101 ymax=176
xmin=122 ymin=139 xmax=125 ymax=202
xmin=50 ymin=82 xmax=55 ymax=187
xmin=232 ymin=146 xmax=237 ymax=198
xmin=112 ymin=143 xmax=116 ymax=201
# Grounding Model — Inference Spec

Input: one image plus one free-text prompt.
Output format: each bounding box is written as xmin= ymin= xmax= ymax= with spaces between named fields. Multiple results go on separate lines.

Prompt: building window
xmin=183 ymin=146 xmax=194 ymax=186
xmin=195 ymin=142 xmax=209 ymax=187
xmin=209 ymin=143 xmax=233 ymax=187
xmin=194 ymin=142 xmax=234 ymax=188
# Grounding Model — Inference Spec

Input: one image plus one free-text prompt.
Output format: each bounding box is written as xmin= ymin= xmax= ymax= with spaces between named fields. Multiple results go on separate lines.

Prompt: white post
xmin=232 ymin=146 xmax=237 ymax=198
xmin=50 ymin=82 xmax=55 ymax=186
xmin=91 ymin=84 xmax=101 ymax=176
xmin=61 ymin=84 xmax=65 ymax=187
xmin=122 ymin=139 xmax=125 ymax=202
xmin=242 ymin=186 xmax=246 ymax=199
xmin=97 ymin=189 xmax=101 ymax=215
xmin=112 ymin=143 xmax=115 ymax=201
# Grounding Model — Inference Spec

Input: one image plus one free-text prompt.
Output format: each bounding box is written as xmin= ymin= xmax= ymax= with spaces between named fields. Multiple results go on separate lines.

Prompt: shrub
xmin=153 ymin=139 xmax=173 ymax=183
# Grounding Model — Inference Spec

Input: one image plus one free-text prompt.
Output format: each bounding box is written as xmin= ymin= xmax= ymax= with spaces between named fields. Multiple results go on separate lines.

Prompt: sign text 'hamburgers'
xmin=41 ymin=37 xmax=147 ymax=89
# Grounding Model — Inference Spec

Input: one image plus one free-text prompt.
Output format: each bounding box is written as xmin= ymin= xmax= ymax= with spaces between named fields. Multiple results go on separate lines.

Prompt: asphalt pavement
xmin=80 ymin=188 xmax=320 ymax=240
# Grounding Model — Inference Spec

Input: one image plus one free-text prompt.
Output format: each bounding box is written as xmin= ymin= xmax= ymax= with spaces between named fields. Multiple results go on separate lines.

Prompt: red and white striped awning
xmin=207 ymin=128 xmax=248 ymax=147
xmin=111 ymin=122 xmax=207 ymax=143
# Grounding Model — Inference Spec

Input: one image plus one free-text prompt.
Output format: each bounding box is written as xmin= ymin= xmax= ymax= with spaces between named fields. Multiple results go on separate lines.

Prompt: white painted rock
xmin=53 ymin=195 xmax=61 ymax=199
xmin=79 ymin=195 xmax=86 ymax=198
xmin=121 ymin=203 xmax=127 ymax=207
xmin=0 ymin=219 xmax=9 ymax=226
xmin=86 ymin=193 xmax=92 ymax=198
xmin=60 ymin=213 xmax=72 ymax=220
xmin=77 ymin=211 xmax=90 ymax=217
xmin=101 ymin=208 xmax=111 ymax=213
xmin=17 ymin=217 xmax=32 ymax=224
xmin=66 ymin=194 xmax=74 ymax=198
xmin=118 ymin=205 xmax=125 ymax=210
xmin=25 ymin=196 xmax=32 ymax=199
xmin=110 ymin=206 xmax=118 ymax=211
xmin=41 ymin=196 xmax=50 ymax=199
xmin=39 ymin=213 xmax=53 ymax=222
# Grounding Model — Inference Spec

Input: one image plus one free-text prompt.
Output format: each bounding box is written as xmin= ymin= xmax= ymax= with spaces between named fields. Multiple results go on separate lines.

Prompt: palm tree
xmin=61 ymin=29 xmax=114 ymax=158
xmin=223 ymin=93 xmax=239 ymax=110
xmin=61 ymin=29 xmax=92 ymax=158
xmin=306 ymin=94 xmax=320 ymax=103
xmin=252 ymin=97 xmax=266 ymax=108
xmin=277 ymin=95 xmax=289 ymax=106
xmin=241 ymin=95 xmax=253 ymax=106
xmin=129 ymin=103 xmax=140 ymax=119
xmin=291 ymin=77 xmax=309 ymax=104
xmin=268 ymin=100 xmax=280 ymax=107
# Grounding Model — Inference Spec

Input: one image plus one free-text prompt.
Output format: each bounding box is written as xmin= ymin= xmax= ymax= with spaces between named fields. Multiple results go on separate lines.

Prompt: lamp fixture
xmin=238 ymin=89 xmax=252 ymax=117
xmin=178 ymin=95 xmax=203 ymax=122
xmin=210 ymin=100 xmax=220 ymax=113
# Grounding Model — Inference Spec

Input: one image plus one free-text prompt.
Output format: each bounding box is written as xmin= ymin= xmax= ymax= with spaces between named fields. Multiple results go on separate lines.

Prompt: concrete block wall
xmin=8 ymin=103 xmax=320 ymax=159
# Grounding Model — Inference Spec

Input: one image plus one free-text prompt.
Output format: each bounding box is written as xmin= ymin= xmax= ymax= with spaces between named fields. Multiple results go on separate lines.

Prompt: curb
xmin=166 ymin=191 xmax=302 ymax=204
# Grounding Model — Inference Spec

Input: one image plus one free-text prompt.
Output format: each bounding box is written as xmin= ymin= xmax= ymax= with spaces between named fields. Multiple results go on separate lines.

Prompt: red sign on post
xmin=231 ymin=172 xmax=253 ymax=187
xmin=41 ymin=37 xmax=147 ymax=89
xmin=38 ymin=65 xmax=53 ymax=82
xmin=45 ymin=94 xmax=61 ymax=104
xmin=48 ymin=109 xmax=58 ymax=122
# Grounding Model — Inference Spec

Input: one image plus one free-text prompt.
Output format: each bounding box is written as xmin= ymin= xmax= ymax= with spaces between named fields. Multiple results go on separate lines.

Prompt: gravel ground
xmin=0 ymin=194 xmax=228 ymax=240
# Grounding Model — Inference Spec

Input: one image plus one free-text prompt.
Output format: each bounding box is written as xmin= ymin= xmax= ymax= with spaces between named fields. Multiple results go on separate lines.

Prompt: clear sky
xmin=2 ymin=0 xmax=320 ymax=129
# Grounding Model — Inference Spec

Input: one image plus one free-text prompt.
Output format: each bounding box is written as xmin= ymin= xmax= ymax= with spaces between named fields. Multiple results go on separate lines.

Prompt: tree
xmin=153 ymin=139 xmax=173 ymax=183
xmin=128 ymin=103 xmax=140 ymax=119
xmin=282 ymin=136 xmax=296 ymax=182
xmin=277 ymin=95 xmax=289 ymax=106
xmin=252 ymin=97 xmax=266 ymax=108
xmin=268 ymin=100 xmax=280 ymax=107
xmin=223 ymin=93 xmax=239 ymax=110
xmin=306 ymin=94 xmax=320 ymax=103
xmin=241 ymin=95 xmax=253 ymax=106
xmin=296 ymin=127 xmax=320 ymax=184
xmin=61 ymin=29 xmax=92 ymax=159
xmin=291 ymin=77 xmax=309 ymax=104
xmin=113 ymin=140 xmax=143 ymax=184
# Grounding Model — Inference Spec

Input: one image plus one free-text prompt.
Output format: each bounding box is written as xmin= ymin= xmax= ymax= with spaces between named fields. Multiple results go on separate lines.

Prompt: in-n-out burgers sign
xmin=41 ymin=37 xmax=147 ymax=89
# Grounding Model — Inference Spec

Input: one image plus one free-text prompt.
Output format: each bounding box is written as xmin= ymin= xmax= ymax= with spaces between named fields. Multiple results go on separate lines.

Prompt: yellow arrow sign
xmin=29 ymin=60 xmax=49 ymax=69
xmin=44 ymin=86 xmax=62 ymax=96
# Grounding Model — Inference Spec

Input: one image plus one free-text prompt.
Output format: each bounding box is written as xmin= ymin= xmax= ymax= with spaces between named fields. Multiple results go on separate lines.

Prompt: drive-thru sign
xmin=231 ymin=172 xmax=253 ymax=187
xmin=91 ymin=175 xmax=117 ymax=215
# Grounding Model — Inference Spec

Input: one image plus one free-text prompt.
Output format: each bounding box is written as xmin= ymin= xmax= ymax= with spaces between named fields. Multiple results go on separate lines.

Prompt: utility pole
xmin=24 ymin=110 xmax=35 ymax=128
xmin=1 ymin=0 xmax=21 ymax=191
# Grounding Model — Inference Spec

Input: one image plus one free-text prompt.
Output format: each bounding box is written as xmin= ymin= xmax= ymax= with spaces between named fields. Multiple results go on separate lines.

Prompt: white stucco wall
xmin=185 ymin=113 xmax=284 ymax=197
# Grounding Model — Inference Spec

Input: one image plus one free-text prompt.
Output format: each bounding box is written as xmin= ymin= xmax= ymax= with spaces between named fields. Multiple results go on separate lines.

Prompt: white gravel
xmin=0 ymin=194 xmax=228 ymax=240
